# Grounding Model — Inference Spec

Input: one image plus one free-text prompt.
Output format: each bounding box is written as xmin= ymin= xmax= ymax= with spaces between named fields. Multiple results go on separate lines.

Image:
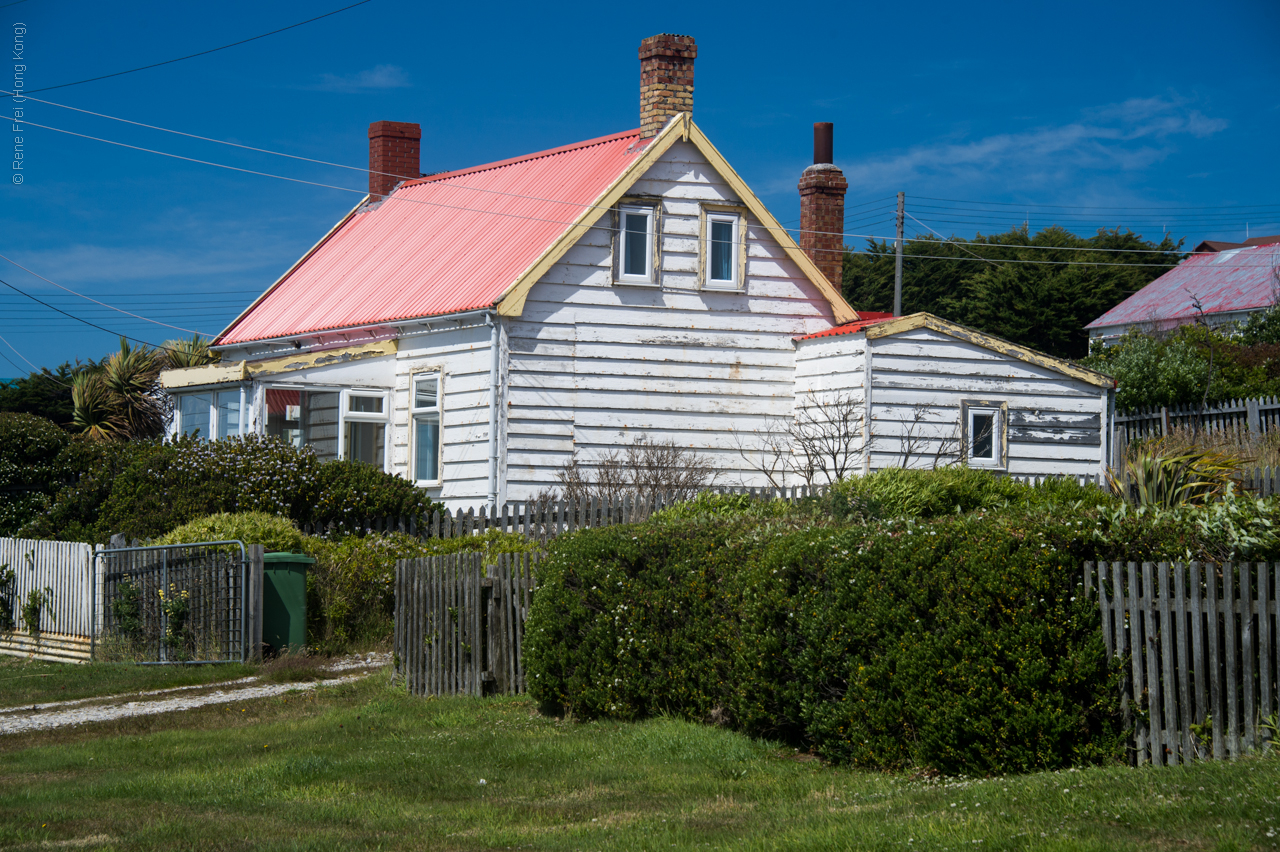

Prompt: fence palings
xmin=1087 ymin=561 xmax=1280 ymax=764
xmin=394 ymin=552 xmax=538 ymax=697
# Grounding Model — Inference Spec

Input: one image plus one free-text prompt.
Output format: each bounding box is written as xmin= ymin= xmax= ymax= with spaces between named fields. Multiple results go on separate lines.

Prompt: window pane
xmin=302 ymin=391 xmax=340 ymax=462
xmin=265 ymin=388 xmax=302 ymax=448
xmin=344 ymin=420 xmax=386 ymax=466
xmin=414 ymin=414 xmax=440 ymax=481
xmin=710 ymin=220 xmax=733 ymax=282
xmin=348 ymin=394 xmax=383 ymax=414
xmin=179 ymin=393 xmax=210 ymax=439
xmin=624 ymin=212 xmax=648 ymax=277
xmin=215 ymin=390 xmax=241 ymax=439
xmin=972 ymin=413 xmax=995 ymax=460
xmin=414 ymin=375 xmax=438 ymax=410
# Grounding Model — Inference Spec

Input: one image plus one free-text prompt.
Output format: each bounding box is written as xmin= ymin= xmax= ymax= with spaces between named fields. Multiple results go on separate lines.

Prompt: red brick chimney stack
xmin=639 ymin=34 xmax=696 ymax=139
xmin=798 ymin=122 xmax=848 ymax=286
xmin=368 ymin=121 xmax=422 ymax=199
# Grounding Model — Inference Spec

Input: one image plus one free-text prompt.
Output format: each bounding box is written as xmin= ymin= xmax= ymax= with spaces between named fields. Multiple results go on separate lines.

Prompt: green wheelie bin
xmin=262 ymin=552 xmax=315 ymax=655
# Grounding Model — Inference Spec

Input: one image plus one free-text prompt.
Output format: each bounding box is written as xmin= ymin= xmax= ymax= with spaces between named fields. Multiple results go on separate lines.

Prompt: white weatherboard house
xmin=160 ymin=35 xmax=1117 ymax=508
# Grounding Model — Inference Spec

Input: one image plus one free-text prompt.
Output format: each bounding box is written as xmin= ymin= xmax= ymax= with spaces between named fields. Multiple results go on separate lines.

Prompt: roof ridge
xmin=404 ymin=128 xmax=645 ymax=187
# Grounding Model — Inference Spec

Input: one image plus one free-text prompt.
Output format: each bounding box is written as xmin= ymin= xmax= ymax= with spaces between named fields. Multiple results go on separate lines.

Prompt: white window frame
xmin=699 ymin=204 xmax=748 ymax=292
xmin=615 ymin=202 xmax=659 ymax=286
xmin=174 ymin=386 xmax=245 ymax=440
xmin=339 ymin=388 xmax=391 ymax=470
xmin=961 ymin=400 xmax=1007 ymax=469
xmin=410 ymin=371 xmax=443 ymax=486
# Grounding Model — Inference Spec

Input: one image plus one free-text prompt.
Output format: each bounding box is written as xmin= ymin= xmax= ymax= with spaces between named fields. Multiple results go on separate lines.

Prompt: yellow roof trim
xmin=684 ymin=121 xmax=857 ymax=324
xmin=865 ymin=313 xmax=1116 ymax=388
xmin=160 ymin=340 xmax=397 ymax=389
xmin=213 ymin=195 xmax=368 ymax=346
xmin=496 ymin=114 xmax=859 ymax=324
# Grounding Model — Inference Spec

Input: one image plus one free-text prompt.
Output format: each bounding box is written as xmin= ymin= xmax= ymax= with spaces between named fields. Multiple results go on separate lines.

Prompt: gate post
xmin=246 ymin=545 xmax=264 ymax=662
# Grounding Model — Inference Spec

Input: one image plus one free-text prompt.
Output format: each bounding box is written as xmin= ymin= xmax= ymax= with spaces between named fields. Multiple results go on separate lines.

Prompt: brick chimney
xmin=368 ymin=120 xmax=421 ymax=199
xmin=798 ymin=122 xmax=847 ymax=286
xmin=639 ymin=34 xmax=696 ymax=139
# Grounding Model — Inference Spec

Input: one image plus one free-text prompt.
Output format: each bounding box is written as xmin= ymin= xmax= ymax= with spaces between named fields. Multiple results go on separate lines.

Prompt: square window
xmin=412 ymin=374 xmax=441 ymax=483
xmin=344 ymin=420 xmax=386 ymax=465
xmin=617 ymin=204 xmax=655 ymax=284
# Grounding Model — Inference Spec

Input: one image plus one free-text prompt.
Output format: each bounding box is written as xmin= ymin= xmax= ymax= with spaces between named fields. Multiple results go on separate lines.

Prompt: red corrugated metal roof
xmin=1086 ymin=241 xmax=1280 ymax=332
xmin=217 ymin=129 xmax=649 ymax=345
xmin=795 ymin=312 xmax=894 ymax=341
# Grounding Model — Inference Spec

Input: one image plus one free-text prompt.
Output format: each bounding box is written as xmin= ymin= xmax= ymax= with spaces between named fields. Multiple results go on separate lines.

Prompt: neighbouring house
xmin=1086 ymin=239 xmax=1280 ymax=344
xmin=160 ymin=34 xmax=1117 ymax=506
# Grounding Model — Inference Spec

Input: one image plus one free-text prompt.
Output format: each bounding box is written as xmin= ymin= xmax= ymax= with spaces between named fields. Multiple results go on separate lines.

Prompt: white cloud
xmin=830 ymin=95 xmax=1228 ymax=194
xmin=313 ymin=64 xmax=411 ymax=93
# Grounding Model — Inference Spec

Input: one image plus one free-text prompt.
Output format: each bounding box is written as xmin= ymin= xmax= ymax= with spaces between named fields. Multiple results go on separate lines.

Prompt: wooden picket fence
xmin=305 ymin=477 xmax=1101 ymax=542
xmin=393 ymin=552 xmax=538 ymax=697
xmin=1086 ymin=561 xmax=1279 ymax=765
xmin=1115 ymin=396 xmax=1280 ymax=446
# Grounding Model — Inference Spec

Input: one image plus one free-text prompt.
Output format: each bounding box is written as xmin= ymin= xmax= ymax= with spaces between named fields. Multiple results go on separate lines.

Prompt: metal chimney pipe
xmin=813 ymin=122 xmax=833 ymax=165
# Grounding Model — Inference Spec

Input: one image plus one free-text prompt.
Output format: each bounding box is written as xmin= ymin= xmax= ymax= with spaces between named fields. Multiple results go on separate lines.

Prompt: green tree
xmin=0 ymin=359 xmax=103 ymax=430
xmin=842 ymin=226 xmax=1185 ymax=360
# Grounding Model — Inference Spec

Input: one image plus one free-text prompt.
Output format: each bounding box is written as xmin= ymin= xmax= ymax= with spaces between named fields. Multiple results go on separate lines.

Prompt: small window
xmin=265 ymin=388 xmax=340 ymax=461
xmin=708 ymin=216 xmax=737 ymax=287
xmin=968 ymin=407 xmax=1000 ymax=466
xmin=617 ymin=204 xmax=655 ymax=284
xmin=412 ymin=374 xmax=442 ymax=483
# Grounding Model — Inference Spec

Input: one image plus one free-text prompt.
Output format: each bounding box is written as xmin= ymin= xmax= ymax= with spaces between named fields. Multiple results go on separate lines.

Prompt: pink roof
xmin=218 ymin=129 xmax=650 ymax=345
xmin=795 ymin=313 xmax=894 ymax=341
xmin=1086 ymin=241 xmax=1280 ymax=332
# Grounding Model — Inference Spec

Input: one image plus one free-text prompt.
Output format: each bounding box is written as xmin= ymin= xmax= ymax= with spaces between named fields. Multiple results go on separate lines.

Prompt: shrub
xmin=527 ymin=503 xmax=1144 ymax=774
xmin=304 ymin=529 xmax=541 ymax=653
xmin=17 ymin=439 xmax=156 ymax=542
xmin=79 ymin=435 xmax=443 ymax=543
xmin=155 ymin=512 xmax=306 ymax=554
xmin=0 ymin=413 xmax=72 ymax=535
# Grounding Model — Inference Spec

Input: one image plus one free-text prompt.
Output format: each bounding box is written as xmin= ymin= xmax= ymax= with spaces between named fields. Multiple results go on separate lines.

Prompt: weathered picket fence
xmin=1086 ymin=561 xmax=1278 ymax=765
xmin=306 ymin=477 xmax=1102 ymax=542
xmin=393 ymin=552 xmax=538 ymax=696
xmin=0 ymin=537 xmax=95 ymax=662
xmin=1115 ymin=396 xmax=1280 ymax=446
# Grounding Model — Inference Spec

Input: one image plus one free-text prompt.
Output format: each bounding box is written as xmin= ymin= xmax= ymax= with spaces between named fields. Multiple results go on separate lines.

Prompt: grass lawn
xmin=2 ymin=671 xmax=1278 ymax=851
xmin=0 ymin=655 xmax=257 ymax=708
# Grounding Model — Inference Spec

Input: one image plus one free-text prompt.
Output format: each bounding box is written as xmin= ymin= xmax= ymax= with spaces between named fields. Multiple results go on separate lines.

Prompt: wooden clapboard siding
xmin=392 ymin=323 xmax=493 ymax=506
xmin=866 ymin=328 xmax=1107 ymax=477
xmin=503 ymin=140 xmax=839 ymax=500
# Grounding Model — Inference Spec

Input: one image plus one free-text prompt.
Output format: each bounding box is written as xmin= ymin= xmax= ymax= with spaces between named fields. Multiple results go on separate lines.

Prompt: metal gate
xmin=95 ymin=541 xmax=252 ymax=663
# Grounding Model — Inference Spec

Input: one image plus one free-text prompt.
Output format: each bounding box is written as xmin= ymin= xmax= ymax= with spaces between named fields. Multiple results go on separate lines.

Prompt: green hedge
xmin=529 ymin=489 xmax=1272 ymax=773
xmin=0 ymin=413 xmax=71 ymax=535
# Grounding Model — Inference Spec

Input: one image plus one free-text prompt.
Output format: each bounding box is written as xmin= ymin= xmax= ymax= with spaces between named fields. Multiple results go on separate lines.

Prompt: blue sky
xmin=2 ymin=0 xmax=1278 ymax=374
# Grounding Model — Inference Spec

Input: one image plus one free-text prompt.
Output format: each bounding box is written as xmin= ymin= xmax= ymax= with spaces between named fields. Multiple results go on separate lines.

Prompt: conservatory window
xmin=411 ymin=373 xmax=442 ymax=484
xmin=342 ymin=390 xmax=388 ymax=468
xmin=215 ymin=390 xmax=242 ymax=439
xmin=178 ymin=393 xmax=211 ymax=439
xmin=617 ymin=204 xmax=656 ymax=285
xmin=265 ymin=388 xmax=339 ymax=462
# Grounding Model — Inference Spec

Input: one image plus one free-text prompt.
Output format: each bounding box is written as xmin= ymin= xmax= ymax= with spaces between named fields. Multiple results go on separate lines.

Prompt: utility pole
xmin=893 ymin=192 xmax=905 ymax=317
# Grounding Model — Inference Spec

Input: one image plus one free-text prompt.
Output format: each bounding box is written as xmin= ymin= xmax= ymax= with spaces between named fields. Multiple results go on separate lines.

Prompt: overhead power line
xmin=1 ymin=1 xmax=373 ymax=99
xmin=914 ymin=196 xmax=1280 ymax=213
xmin=0 ymin=275 xmax=181 ymax=353
xmin=17 ymin=91 xmax=1271 ymax=258
xmin=0 ymin=252 xmax=215 ymax=334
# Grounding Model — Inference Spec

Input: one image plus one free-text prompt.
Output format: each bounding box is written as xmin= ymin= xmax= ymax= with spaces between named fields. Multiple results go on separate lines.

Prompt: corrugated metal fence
xmin=1086 ymin=561 xmax=1278 ymax=765
xmin=0 ymin=537 xmax=95 ymax=662
xmin=393 ymin=552 xmax=537 ymax=696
